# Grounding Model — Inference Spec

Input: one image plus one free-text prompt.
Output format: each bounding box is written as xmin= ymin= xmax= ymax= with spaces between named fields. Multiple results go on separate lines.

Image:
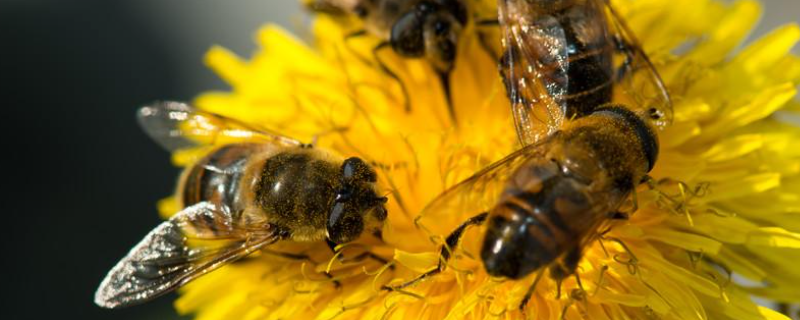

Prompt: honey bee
xmin=94 ymin=102 xmax=388 ymax=308
xmin=306 ymin=0 xmax=473 ymax=122
xmin=386 ymin=0 xmax=671 ymax=309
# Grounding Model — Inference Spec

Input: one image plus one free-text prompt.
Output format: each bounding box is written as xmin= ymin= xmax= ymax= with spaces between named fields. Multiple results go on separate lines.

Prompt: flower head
xmin=160 ymin=0 xmax=800 ymax=319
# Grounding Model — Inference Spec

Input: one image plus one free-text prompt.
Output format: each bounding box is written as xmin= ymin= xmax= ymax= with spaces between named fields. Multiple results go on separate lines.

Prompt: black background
xmin=3 ymin=1 xmax=202 ymax=319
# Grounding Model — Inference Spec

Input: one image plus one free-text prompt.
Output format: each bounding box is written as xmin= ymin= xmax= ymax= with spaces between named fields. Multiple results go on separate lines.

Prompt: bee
xmin=385 ymin=0 xmax=672 ymax=309
xmin=94 ymin=102 xmax=388 ymax=308
xmin=306 ymin=0 xmax=473 ymax=123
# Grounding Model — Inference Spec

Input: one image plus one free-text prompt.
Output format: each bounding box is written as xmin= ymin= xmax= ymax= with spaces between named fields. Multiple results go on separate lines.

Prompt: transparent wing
xmin=601 ymin=0 xmax=673 ymax=127
xmin=94 ymin=202 xmax=279 ymax=308
xmin=416 ymin=140 xmax=549 ymax=236
xmin=498 ymin=0 xmax=569 ymax=146
xmin=137 ymin=101 xmax=302 ymax=153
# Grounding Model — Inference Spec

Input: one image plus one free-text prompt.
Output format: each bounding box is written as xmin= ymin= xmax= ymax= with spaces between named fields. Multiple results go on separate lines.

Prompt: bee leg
xmin=261 ymin=249 xmax=315 ymax=262
xmin=610 ymin=188 xmax=639 ymax=220
xmin=262 ymin=249 xmax=341 ymax=288
xmin=519 ymin=269 xmax=546 ymax=314
xmin=475 ymin=19 xmax=500 ymax=61
xmin=437 ymin=70 xmax=457 ymax=126
xmin=609 ymin=211 xmax=628 ymax=220
xmin=325 ymin=238 xmax=392 ymax=268
xmin=342 ymin=29 xmax=374 ymax=66
xmin=547 ymin=247 xmax=583 ymax=300
xmin=382 ymin=212 xmax=489 ymax=291
xmin=373 ymin=41 xmax=412 ymax=112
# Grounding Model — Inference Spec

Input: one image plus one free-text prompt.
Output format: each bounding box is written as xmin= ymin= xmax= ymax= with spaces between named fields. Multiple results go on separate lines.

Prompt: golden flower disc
xmin=156 ymin=0 xmax=800 ymax=319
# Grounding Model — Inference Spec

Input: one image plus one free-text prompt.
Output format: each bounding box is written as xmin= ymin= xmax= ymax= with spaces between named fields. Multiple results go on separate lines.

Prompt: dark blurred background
xmin=0 ymin=0 xmax=796 ymax=319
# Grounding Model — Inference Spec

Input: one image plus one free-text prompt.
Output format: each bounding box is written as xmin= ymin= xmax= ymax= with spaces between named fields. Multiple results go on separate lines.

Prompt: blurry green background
xmin=0 ymin=1 xmax=796 ymax=320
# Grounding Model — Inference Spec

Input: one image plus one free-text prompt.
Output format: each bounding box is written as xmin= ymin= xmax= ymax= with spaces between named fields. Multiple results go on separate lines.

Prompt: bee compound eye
xmin=327 ymin=203 xmax=365 ymax=244
xmin=434 ymin=20 xmax=450 ymax=36
xmin=416 ymin=1 xmax=434 ymax=13
xmin=342 ymin=157 xmax=376 ymax=182
xmin=353 ymin=4 xmax=368 ymax=18
xmin=390 ymin=12 xmax=426 ymax=57
xmin=336 ymin=188 xmax=352 ymax=202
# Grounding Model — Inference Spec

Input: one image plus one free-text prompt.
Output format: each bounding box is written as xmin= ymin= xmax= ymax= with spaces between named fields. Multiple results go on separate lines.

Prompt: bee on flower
xmin=96 ymin=0 xmax=800 ymax=319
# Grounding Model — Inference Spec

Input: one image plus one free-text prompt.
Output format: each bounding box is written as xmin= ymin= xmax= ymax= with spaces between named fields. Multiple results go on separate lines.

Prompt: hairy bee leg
xmin=383 ymin=212 xmax=489 ymax=291
xmin=373 ymin=41 xmax=411 ymax=112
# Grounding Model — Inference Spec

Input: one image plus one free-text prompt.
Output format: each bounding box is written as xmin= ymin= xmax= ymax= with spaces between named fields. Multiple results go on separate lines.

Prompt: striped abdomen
xmin=499 ymin=0 xmax=613 ymax=119
xmin=179 ymin=144 xmax=256 ymax=213
xmin=480 ymin=108 xmax=655 ymax=279
xmin=545 ymin=2 xmax=613 ymax=118
xmin=480 ymin=157 xmax=597 ymax=279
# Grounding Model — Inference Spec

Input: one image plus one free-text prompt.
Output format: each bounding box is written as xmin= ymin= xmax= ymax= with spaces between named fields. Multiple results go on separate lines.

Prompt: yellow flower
xmin=158 ymin=0 xmax=800 ymax=319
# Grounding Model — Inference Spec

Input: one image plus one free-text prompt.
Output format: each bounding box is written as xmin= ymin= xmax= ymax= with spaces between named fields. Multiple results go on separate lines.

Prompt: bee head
xmin=327 ymin=157 xmax=388 ymax=244
xmin=389 ymin=1 xmax=465 ymax=73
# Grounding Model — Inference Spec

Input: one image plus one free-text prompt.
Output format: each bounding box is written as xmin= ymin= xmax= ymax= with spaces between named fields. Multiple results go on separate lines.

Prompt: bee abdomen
xmin=558 ymin=4 xmax=613 ymax=118
xmin=180 ymin=144 xmax=252 ymax=212
xmin=482 ymin=164 xmax=591 ymax=279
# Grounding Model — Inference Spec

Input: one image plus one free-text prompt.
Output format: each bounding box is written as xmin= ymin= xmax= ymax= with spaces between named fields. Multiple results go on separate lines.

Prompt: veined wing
xmin=601 ymin=0 xmax=673 ymax=128
xmin=498 ymin=0 xmax=570 ymax=146
xmin=137 ymin=101 xmax=302 ymax=154
xmin=416 ymin=139 xmax=550 ymax=236
xmin=94 ymin=202 xmax=279 ymax=308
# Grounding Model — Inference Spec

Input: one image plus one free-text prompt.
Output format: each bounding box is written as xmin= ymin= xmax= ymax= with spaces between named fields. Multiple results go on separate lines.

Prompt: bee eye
xmin=434 ymin=20 xmax=450 ymax=36
xmin=353 ymin=5 xmax=368 ymax=18
xmin=336 ymin=187 xmax=352 ymax=202
xmin=417 ymin=2 xmax=433 ymax=13
xmin=327 ymin=202 xmax=364 ymax=244
xmin=342 ymin=157 xmax=377 ymax=182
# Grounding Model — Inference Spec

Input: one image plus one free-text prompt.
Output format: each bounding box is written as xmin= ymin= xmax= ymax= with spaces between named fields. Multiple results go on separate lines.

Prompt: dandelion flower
xmin=158 ymin=0 xmax=800 ymax=319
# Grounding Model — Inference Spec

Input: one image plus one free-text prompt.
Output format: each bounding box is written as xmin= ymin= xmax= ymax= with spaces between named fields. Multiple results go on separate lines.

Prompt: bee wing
xmin=94 ymin=202 xmax=280 ymax=309
xmin=416 ymin=140 xmax=549 ymax=236
xmin=137 ymin=101 xmax=302 ymax=153
xmin=498 ymin=0 xmax=570 ymax=146
xmin=601 ymin=0 xmax=673 ymax=127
